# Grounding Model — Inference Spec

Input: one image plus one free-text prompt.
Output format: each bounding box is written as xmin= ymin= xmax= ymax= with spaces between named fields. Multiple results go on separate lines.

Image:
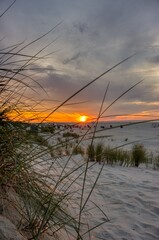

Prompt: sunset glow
xmin=79 ymin=115 xmax=88 ymax=122
xmin=8 ymin=110 xmax=93 ymax=123
xmin=7 ymin=108 xmax=159 ymax=123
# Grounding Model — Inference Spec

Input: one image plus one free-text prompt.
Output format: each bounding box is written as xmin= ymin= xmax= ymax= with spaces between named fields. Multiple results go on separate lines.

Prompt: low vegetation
xmin=63 ymin=132 xmax=80 ymax=139
xmin=131 ymin=144 xmax=147 ymax=167
xmin=85 ymin=142 xmax=155 ymax=168
xmin=95 ymin=143 xmax=104 ymax=164
xmin=41 ymin=125 xmax=55 ymax=134
xmin=72 ymin=145 xmax=84 ymax=155
xmin=87 ymin=144 xmax=95 ymax=161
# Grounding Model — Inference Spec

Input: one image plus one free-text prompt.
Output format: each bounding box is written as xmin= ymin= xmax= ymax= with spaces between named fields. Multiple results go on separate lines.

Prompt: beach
xmin=77 ymin=163 xmax=159 ymax=240
xmin=35 ymin=122 xmax=159 ymax=239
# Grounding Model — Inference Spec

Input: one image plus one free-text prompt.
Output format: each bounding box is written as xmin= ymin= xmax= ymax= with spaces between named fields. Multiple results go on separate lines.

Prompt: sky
xmin=1 ymin=0 xmax=159 ymax=122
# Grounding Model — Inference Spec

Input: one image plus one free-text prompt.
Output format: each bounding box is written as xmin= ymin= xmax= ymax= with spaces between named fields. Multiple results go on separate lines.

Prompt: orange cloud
xmin=7 ymin=110 xmax=94 ymax=123
xmin=115 ymin=111 xmax=159 ymax=121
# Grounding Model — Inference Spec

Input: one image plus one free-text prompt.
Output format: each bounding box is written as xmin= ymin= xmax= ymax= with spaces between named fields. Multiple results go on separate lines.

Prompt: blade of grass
xmin=0 ymin=0 xmax=17 ymax=18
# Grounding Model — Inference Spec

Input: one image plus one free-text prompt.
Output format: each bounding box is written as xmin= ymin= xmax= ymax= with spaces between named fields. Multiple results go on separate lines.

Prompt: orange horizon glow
xmin=6 ymin=109 xmax=159 ymax=123
xmin=7 ymin=110 xmax=94 ymax=123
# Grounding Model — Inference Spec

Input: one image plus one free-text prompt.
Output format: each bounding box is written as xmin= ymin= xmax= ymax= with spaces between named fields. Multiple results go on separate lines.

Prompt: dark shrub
xmin=63 ymin=132 xmax=79 ymax=138
xmin=132 ymin=144 xmax=147 ymax=167
xmin=87 ymin=144 xmax=95 ymax=161
xmin=95 ymin=143 xmax=104 ymax=163
xmin=73 ymin=145 xmax=84 ymax=155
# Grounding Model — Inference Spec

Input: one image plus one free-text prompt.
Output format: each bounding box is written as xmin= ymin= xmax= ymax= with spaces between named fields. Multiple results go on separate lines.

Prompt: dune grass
xmin=85 ymin=142 xmax=152 ymax=168
xmin=131 ymin=144 xmax=147 ymax=167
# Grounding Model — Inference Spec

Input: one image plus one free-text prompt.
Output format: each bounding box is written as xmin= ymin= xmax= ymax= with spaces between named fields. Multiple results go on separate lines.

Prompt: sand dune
xmin=36 ymin=153 xmax=159 ymax=240
xmin=83 ymin=164 xmax=159 ymax=239
xmin=37 ymin=122 xmax=159 ymax=239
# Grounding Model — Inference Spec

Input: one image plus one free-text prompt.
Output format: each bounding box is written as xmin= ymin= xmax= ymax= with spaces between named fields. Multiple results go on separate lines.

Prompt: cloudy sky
xmin=1 ymin=0 xmax=159 ymax=122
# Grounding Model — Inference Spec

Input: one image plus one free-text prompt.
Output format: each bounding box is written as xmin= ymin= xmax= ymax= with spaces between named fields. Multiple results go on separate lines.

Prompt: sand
xmin=35 ymin=152 xmax=159 ymax=240
xmin=77 ymin=163 xmax=159 ymax=240
xmin=36 ymin=122 xmax=159 ymax=239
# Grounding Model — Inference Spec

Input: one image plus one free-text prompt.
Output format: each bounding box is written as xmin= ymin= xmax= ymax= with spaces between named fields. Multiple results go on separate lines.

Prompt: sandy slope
xmin=36 ymin=153 xmax=159 ymax=240
xmin=80 ymin=164 xmax=159 ymax=240
xmin=37 ymin=123 xmax=159 ymax=239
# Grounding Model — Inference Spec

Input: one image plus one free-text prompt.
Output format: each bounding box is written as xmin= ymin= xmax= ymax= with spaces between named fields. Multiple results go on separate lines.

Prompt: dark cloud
xmin=63 ymin=52 xmax=81 ymax=64
xmin=38 ymin=72 xmax=82 ymax=98
xmin=73 ymin=22 xmax=88 ymax=33
xmin=27 ymin=64 xmax=56 ymax=74
xmin=34 ymin=68 xmax=158 ymax=105
xmin=149 ymin=55 xmax=159 ymax=64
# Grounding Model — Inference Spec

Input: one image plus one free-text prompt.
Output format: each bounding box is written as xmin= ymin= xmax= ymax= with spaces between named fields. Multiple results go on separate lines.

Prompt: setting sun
xmin=79 ymin=115 xmax=88 ymax=122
